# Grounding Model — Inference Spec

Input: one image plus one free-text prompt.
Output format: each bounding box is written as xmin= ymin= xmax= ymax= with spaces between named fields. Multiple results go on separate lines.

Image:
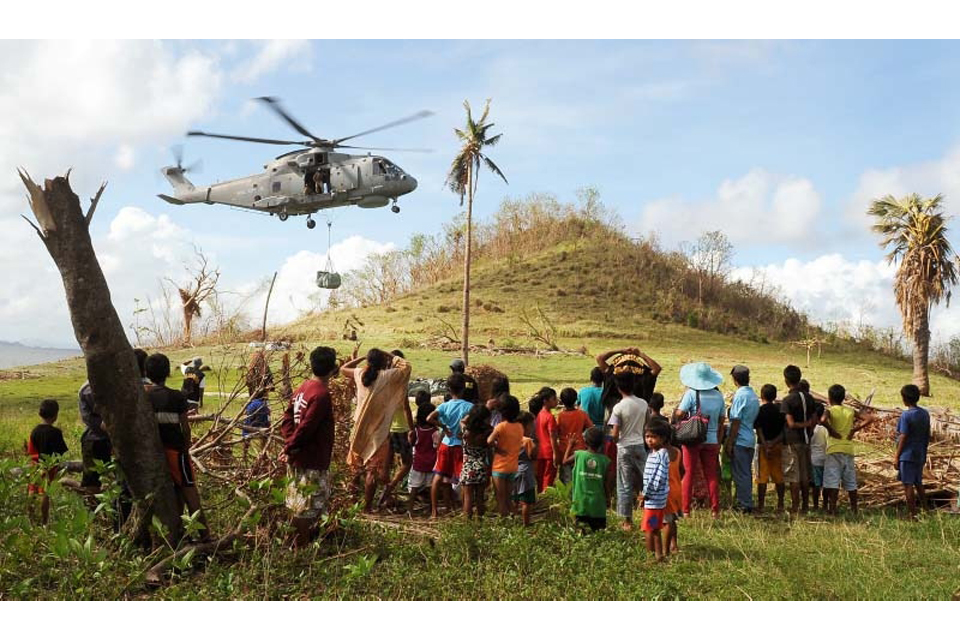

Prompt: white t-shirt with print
xmin=609 ymin=395 xmax=649 ymax=448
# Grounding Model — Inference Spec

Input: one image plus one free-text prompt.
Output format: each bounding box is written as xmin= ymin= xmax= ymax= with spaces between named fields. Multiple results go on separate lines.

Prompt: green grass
xmin=3 ymin=457 xmax=958 ymax=600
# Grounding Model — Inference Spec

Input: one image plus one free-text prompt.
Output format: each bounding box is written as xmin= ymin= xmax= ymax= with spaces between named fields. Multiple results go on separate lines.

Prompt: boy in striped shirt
xmin=640 ymin=421 xmax=671 ymax=562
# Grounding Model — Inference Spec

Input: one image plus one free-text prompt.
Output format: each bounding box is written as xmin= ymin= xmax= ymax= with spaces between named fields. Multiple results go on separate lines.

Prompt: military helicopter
xmin=158 ymin=97 xmax=432 ymax=228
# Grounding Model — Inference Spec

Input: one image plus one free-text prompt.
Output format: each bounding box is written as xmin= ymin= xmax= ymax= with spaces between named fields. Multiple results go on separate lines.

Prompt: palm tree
xmin=445 ymin=99 xmax=507 ymax=366
xmin=869 ymin=193 xmax=959 ymax=395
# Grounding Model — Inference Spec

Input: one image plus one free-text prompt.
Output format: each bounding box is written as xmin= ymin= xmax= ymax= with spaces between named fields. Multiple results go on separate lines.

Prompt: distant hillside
xmin=285 ymin=191 xmax=820 ymax=348
xmin=0 ymin=341 xmax=81 ymax=369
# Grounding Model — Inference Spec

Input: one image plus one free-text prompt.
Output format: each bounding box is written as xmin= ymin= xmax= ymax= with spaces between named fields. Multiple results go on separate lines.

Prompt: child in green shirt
xmin=565 ymin=427 xmax=612 ymax=532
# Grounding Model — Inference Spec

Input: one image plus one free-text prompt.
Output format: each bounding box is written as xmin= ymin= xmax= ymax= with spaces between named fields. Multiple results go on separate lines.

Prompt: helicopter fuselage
xmin=160 ymin=149 xmax=418 ymax=218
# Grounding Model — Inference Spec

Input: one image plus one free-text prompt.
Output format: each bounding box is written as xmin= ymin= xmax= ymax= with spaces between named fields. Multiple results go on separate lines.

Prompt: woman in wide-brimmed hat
xmin=674 ymin=362 xmax=727 ymax=517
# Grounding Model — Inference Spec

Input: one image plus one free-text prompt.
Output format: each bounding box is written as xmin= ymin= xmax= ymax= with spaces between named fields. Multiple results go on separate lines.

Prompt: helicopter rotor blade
xmin=256 ymin=96 xmax=324 ymax=144
xmin=183 ymin=158 xmax=204 ymax=174
xmin=336 ymin=144 xmax=434 ymax=153
xmin=187 ymin=131 xmax=309 ymax=146
xmin=171 ymin=144 xmax=185 ymax=169
xmin=333 ymin=110 xmax=435 ymax=145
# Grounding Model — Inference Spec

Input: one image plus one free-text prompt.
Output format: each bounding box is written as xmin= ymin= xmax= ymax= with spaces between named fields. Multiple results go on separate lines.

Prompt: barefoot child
xmin=567 ymin=427 xmax=612 ymax=532
xmin=531 ymin=387 xmax=560 ymax=492
xmin=511 ymin=411 xmax=538 ymax=525
xmin=460 ymin=404 xmax=492 ymax=519
xmin=428 ymin=373 xmax=473 ymax=518
xmin=26 ymin=399 xmax=68 ymax=525
xmin=662 ymin=418 xmax=684 ymax=555
xmin=408 ymin=402 xmax=438 ymax=515
xmin=488 ymin=395 xmax=524 ymax=517
xmin=639 ymin=421 xmax=671 ymax=561
xmin=821 ymin=384 xmax=863 ymax=515
xmin=895 ymin=384 xmax=930 ymax=520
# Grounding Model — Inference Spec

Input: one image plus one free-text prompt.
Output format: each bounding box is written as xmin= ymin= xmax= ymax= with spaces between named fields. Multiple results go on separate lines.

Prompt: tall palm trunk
xmin=461 ymin=164 xmax=473 ymax=366
xmin=913 ymin=310 xmax=931 ymax=396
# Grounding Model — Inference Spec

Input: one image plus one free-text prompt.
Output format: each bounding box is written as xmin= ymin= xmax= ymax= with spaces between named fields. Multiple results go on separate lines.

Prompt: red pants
xmin=603 ymin=437 xmax=617 ymax=469
xmin=535 ymin=458 xmax=557 ymax=493
xmin=682 ymin=443 xmax=721 ymax=514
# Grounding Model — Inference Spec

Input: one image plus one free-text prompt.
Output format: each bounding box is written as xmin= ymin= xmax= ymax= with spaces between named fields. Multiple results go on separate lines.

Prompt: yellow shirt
xmin=826 ymin=405 xmax=856 ymax=455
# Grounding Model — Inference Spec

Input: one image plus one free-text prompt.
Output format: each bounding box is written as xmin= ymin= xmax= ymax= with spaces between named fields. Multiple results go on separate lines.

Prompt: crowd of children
xmin=23 ymin=346 xmax=936 ymax=556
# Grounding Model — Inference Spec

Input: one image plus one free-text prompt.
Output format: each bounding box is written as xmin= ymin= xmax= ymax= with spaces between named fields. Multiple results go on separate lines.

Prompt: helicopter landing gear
xmin=391 ymin=200 xmax=400 ymax=214
xmin=277 ymin=212 xmax=289 ymax=222
xmin=306 ymin=216 xmax=316 ymax=229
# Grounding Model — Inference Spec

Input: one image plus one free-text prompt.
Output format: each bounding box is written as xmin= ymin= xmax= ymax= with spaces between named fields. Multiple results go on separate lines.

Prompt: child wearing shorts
xmin=488 ymin=395 xmax=524 ymax=517
xmin=567 ymin=426 xmax=612 ymax=532
xmin=895 ymin=384 xmax=931 ymax=520
xmin=640 ymin=421 xmax=671 ymax=562
xmin=408 ymin=403 xmax=437 ymax=515
xmin=809 ymin=420 xmax=828 ymax=510
xmin=511 ymin=411 xmax=538 ymax=526
xmin=460 ymin=404 xmax=492 ymax=519
xmin=27 ymin=399 xmax=68 ymax=525
xmin=822 ymin=384 xmax=863 ymax=515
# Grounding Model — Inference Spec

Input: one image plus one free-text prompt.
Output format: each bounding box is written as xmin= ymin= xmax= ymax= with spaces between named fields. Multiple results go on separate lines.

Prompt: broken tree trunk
xmin=19 ymin=170 xmax=183 ymax=542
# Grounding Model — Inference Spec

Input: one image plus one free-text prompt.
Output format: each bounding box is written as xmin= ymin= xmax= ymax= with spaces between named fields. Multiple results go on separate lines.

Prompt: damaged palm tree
xmin=19 ymin=169 xmax=183 ymax=542
xmin=169 ymin=248 xmax=220 ymax=346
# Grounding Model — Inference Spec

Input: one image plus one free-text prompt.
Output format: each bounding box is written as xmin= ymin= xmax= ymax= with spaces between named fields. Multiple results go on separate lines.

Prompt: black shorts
xmin=576 ymin=515 xmax=607 ymax=532
xmin=81 ymin=438 xmax=113 ymax=488
xmin=389 ymin=432 xmax=413 ymax=466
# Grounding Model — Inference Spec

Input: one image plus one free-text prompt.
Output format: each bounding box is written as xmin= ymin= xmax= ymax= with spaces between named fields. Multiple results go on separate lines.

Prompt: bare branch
xmin=85 ymin=181 xmax=107 ymax=226
xmin=20 ymin=214 xmax=44 ymax=240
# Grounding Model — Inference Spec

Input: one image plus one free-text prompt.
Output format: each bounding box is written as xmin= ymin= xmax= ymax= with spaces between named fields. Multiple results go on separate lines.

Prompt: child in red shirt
xmin=531 ymin=387 xmax=559 ymax=492
xmin=557 ymin=387 xmax=592 ymax=484
xmin=408 ymin=402 xmax=438 ymax=515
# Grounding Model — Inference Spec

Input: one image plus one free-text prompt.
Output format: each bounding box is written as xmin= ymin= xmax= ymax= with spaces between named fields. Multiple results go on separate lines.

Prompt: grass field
xmin=4 ymin=232 xmax=960 ymax=600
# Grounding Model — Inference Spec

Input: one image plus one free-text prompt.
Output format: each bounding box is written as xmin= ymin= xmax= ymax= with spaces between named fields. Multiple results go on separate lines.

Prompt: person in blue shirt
xmin=577 ymin=367 xmax=606 ymax=429
xmin=674 ymin=362 xmax=726 ymax=517
xmin=724 ymin=365 xmax=760 ymax=513
xmin=895 ymin=384 xmax=931 ymax=520
xmin=426 ymin=373 xmax=474 ymax=518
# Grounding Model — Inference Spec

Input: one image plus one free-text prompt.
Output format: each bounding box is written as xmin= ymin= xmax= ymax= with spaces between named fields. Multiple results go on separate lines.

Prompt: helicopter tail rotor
xmin=171 ymin=145 xmax=203 ymax=175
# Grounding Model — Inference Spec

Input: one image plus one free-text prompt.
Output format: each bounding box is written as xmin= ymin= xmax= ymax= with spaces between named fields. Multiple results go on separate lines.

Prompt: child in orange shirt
xmin=488 ymin=395 xmax=524 ymax=517
xmin=557 ymin=387 xmax=592 ymax=484
xmin=659 ymin=417 xmax=684 ymax=556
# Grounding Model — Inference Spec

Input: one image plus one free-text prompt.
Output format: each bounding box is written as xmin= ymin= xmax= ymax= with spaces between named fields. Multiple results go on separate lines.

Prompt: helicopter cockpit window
xmin=373 ymin=159 xmax=387 ymax=176
xmin=379 ymin=159 xmax=402 ymax=180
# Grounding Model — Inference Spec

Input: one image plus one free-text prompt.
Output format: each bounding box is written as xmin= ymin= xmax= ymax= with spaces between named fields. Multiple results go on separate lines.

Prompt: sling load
xmin=316 ymin=219 xmax=342 ymax=289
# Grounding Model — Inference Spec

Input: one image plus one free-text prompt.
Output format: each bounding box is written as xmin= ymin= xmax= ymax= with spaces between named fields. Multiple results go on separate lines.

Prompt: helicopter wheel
xmin=391 ymin=205 xmax=400 ymax=214
xmin=306 ymin=217 xmax=316 ymax=229
xmin=278 ymin=212 xmax=289 ymax=222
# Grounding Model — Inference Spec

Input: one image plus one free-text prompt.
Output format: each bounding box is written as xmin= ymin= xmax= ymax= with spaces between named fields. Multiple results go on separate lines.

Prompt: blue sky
xmin=5 ymin=40 xmax=960 ymax=347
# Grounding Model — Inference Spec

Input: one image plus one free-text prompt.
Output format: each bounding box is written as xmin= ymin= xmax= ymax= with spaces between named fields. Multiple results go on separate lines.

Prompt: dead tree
xmin=168 ymin=248 xmax=220 ymax=346
xmin=19 ymin=170 xmax=183 ymax=542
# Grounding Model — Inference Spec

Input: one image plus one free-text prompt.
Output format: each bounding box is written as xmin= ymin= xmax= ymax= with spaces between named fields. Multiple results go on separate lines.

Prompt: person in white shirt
xmin=607 ymin=370 xmax=649 ymax=531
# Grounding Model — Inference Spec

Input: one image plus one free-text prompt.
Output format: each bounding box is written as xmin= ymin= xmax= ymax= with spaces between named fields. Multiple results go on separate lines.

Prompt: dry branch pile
xmin=464 ymin=364 xmax=507 ymax=403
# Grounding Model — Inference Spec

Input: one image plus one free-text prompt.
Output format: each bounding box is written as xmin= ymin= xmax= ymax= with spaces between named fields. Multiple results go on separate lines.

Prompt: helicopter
xmin=158 ymin=97 xmax=432 ymax=228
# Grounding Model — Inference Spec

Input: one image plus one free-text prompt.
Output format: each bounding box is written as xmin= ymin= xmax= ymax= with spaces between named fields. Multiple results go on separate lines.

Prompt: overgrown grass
xmin=3 ymin=450 xmax=958 ymax=601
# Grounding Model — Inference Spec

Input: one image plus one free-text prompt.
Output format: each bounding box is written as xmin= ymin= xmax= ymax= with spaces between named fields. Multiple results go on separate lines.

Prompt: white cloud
xmin=732 ymin=253 xmax=960 ymax=341
xmin=114 ymin=144 xmax=136 ymax=171
xmin=0 ymin=41 xmax=223 ymax=212
xmin=845 ymin=145 xmax=960 ymax=233
xmin=231 ymin=40 xmax=312 ymax=84
xmin=0 ymin=202 xmax=394 ymax=347
xmin=638 ymin=168 xmax=822 ymax=245
xmin=249 ymin=236 xmax=396 ymax=326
